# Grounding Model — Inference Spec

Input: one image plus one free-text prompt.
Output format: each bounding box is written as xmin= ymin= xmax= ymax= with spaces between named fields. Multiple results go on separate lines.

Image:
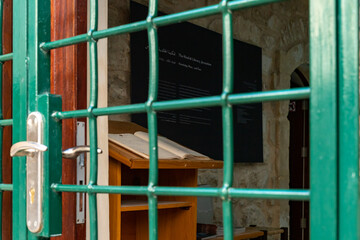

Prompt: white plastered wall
xmin=86 ymin=0 xmax=109 ymax=239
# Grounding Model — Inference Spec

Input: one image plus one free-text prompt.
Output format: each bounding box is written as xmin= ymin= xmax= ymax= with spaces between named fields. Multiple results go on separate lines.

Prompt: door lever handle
xmin=10 ymin=141 xmax=48 ymax=157
xmin=62 ymin=145 xmax=103 ymax=159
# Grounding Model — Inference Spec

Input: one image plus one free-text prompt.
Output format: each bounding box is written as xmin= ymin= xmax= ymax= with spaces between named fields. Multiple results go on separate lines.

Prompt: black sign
xmin=130 ymin=2 xmax=263 ymax=163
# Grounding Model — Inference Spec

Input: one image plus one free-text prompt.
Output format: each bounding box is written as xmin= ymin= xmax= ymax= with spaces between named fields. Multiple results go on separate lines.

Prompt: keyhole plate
xmin=26 ymin=112 xmax=44 ymax=233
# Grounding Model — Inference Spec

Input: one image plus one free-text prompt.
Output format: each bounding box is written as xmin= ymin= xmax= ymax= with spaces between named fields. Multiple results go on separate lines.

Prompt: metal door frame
xmin=0 ymin=0 xmax=355 ymax=239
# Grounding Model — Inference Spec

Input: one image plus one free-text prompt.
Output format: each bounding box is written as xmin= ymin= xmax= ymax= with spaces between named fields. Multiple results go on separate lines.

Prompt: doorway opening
xmin=288 ymin=64 xmax=309 ymax=240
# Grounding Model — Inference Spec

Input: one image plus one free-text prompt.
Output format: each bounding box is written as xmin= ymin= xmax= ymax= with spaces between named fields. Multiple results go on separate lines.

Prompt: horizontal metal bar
xmin=154 ymin=5 xmax=219 ymax=27
xmin=94 ymin=103 xmax=146 ymax=116
xmin=0 ymin=184 xmax=13 ymax=191
xmin=53 ymin=87 xmax=310 ymax=120
xmin=156 ymin=187 xmax=309 ymax=200
xmin=154 ymin=95 xmax=221 ymax=111
xmin=41 ymin=0 xmax=282 ymax=51
xmin=51 ymin=184 xmax=310 ymax=200
xmin=154 ymin=0 xmax=282 ymax=27
xmin=0 ymin=53 xmax=13 ymax=62
xmin=0 ymin=119 xmax=13 ymax=126
xmin=51 ymin=184 xmax=149 ymax=195
xmin=228 ymin=87 xmax=310 ymax=104
xmin=52 ymin=109 xmax=88 ymax=119
xmin=40 ymin=34 xmax=88 ymax=51
xmin=228 ymin=188 xmax=309 ymax=200
xmin=93 ymin=20 xmax=148 ymax=41
xmin=52 ymin=103 xmax=147 ymax=119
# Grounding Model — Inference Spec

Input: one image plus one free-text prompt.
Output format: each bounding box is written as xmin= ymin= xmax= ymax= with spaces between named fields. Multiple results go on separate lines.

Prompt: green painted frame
xmin=0 ymin=0 xmax=357 ymax=239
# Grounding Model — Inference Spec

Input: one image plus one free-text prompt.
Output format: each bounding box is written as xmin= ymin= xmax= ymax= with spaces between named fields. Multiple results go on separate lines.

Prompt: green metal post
xmin=220 ymin=0 xmax=234 ymax=239
xmin=27 ymin=0 xmax=56 ymax=238
xmin=338 ymin=0 xmax=359 ymax=239
xmin=12 ymin=0 xmax=29 ymax=238
xmin=310 ymin=0 xmax=338 ymax=239
xmin=37 ymin=94 xmax=62 ymax=237
xmin=20 ymin=1 xmax=360 ymax=240
xmin=146 ymin=0 xmax=159 ymax=239
xmin=13 ymin=0 xmax=62 ymax=238
xmin=0 ymin=1 xmax=4 ymax=239
xmin=88 ymin=1 xmax=99 ymax=239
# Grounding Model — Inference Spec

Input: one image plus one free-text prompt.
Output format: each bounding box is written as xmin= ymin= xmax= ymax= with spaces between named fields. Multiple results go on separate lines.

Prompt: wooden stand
xmin=108 ymin=121 xmax=223 ymax=240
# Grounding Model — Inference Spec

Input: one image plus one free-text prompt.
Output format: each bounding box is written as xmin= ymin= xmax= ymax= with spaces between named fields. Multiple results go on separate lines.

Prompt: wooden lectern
xmin=108 ymin=121 xmax=223 ymax=240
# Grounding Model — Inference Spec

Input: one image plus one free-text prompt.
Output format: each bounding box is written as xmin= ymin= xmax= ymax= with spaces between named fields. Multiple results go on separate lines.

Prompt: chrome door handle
xmin=10 ymin=112 xmax=46 ymax=233
xmin=62 ymin=145 xmax=102 ymax=159
xmin=10 ymin=141 xmax=48 ymax=157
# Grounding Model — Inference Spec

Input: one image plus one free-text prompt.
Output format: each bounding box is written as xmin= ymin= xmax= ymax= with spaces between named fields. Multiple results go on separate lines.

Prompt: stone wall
xmin=108 ymin=0 xmax=309 ymax=237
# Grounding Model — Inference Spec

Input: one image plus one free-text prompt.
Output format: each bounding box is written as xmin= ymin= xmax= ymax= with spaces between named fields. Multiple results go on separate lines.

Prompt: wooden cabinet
xmin=108 ymin=121 xmax=223 ymax=240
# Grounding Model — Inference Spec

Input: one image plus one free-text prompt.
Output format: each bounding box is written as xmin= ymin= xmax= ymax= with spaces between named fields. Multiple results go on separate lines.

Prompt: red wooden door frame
xmin=50 ymin=1 xmax=88 ymax=240
xmin=2 ymin=0 xmax=13 ymax=239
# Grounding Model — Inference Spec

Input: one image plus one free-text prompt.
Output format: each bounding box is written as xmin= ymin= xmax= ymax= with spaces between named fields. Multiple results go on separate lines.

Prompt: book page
xmin=134 ymin=131 xmax=209 ymax=160
xmin=108 ymin=133 xmax=179 ymax=159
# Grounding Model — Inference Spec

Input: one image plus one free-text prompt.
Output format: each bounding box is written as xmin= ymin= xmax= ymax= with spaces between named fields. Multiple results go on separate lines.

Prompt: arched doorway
xmin=288 ymin=64 xmax=309 ymax=240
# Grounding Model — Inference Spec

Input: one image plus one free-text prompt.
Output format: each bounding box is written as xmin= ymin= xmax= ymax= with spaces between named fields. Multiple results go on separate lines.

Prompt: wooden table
xmin=109 ymin=121 xmax=224 ymax=240
xmin=247 ymin=227 xmax=287 ymax=240
xmin=214 ymin=229 xmax=264 ymax=239
xmin=246 ymin=227 xmax=284 ymax=235
xmin=212 ymin=227 xmax=287 ymax=240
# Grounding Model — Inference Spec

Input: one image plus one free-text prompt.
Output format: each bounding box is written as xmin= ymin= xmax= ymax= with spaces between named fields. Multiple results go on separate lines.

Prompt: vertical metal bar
xmin=220 ymin=1 xmax=234 ymax=239
xmin=27 ymin=0 xmax=58 ymax=238
xmin=27 ymin=0 xmax=51 ymax=238
xmin=88 ymin=0 xmax=99 ymax=240
xmin=338 ymin=0 xmax=359 ymax=239
xmin=0 ymin=1 xmax=3 ymax=239
xmin=28 ymin=0 xmax=51 ymax=110
xmin=12 ymin=0 xmax=28 ymax=238
xmin=37 ymin=94 xmax=62 ymax=237
xmin=146 ymin=0 xmax=159 ymax=239
xmin=309 ymin=0 xmax=338 ymax=239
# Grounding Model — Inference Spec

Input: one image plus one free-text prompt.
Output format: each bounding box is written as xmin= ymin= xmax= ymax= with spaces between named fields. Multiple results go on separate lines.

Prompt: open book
xmin=108 ymin=131 xmax=210 ymax=160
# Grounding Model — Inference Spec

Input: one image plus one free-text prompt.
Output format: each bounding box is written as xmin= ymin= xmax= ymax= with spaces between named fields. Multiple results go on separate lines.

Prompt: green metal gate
xmin=0 ymin=0 xmax=357 ymax=239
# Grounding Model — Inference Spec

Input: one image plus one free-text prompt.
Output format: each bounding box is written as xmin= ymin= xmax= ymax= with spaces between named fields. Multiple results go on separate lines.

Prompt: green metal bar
xmin=220 ymin=1 xmax=234 ymax=239
xmin=28 ymin=0 xmax=51 ymax=110
xmin=0 ymin=184 xmax=12 ymax=191
xmin=39 ymin=34 xmax=87 ymax=51
xmin=0 ymin=119 xmax=13 ymax=126
xmin=93 ymin=20 xmax=147 ymax=40
xmin=38 ymin=94 xmax=62 ymax=237
xmin=227 ymin=188 xmax=309 ymax=200
xmin=12 ymin=0 xmax=28 ymax=237
xmin=0 ymin=1 xmax=3 ymax=238
xmin=52 ymin=88 xmax=310 ymax=120
xmin=338 ymin=0 xmax=359 ymax=239
xmin=27 ymin=0 xmax=56 ymax=238
xmin=310 ymin=0 xmax=338 ymax=239
xmin=146 ymin=1 xmax=159 ymax=239
xmin=40 ymin=0 xmax=283 ymax=51
xmin=227 ymin=88 xmax=310 ymax=104
xmin=88 ymin=1 xmax=99 ymax=240
xmin=51 ymin=184 xmax=310 ymax=200
xmin=0 ymin=53 xmax=13 ymax=62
